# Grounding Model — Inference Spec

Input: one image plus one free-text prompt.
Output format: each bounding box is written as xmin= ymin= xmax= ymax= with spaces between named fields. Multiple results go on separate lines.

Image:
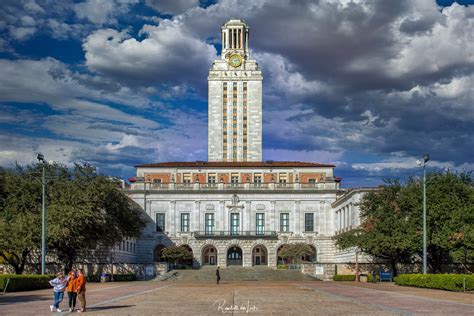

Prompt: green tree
xmin=0 ymin=163 xmax=147 ymax=274
xmin=0 ymin=166 xmax=41 ymax=274
xmin=46 ymin=163 xmax=147 ymax=273
xmin=400 ymin=172 xmax=474 ymax=273
xmin=335 ymin=180 xmax=418 ymax=275
xmin=161 ymin=245 xmax=193 ymax=265
xmin=278 ymin=243 xmax=315 ymax=264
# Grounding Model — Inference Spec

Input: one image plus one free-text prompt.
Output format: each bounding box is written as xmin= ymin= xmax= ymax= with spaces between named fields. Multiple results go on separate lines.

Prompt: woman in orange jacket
xmin=76 ymin=269 xmax=87 ymax=313
xmin=66 ymin=270 xmax=78 ymax=312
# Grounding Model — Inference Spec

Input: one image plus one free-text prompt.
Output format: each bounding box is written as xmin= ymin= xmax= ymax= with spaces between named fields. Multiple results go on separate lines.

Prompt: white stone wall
xmin=208 ymin=57 xmax=262 ymax=161
xmin=128 ymin=190 xmax=343 ymax=265
xmin=208 ymin=80 xmax=222 ymax=161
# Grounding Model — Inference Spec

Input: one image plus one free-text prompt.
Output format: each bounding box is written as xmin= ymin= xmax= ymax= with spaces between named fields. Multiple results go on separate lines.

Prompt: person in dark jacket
xmin=216 ymin=266 xmax=221 ymax=284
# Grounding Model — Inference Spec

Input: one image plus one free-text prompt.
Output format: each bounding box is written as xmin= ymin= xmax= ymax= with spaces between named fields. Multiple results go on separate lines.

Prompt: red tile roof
xmin=135 ymin=161 xmax=335 ymax=168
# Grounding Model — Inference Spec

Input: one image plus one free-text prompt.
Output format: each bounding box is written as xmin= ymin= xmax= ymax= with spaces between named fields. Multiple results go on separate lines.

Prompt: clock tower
xmin=208 ymin=19 xmax=263 ymax=162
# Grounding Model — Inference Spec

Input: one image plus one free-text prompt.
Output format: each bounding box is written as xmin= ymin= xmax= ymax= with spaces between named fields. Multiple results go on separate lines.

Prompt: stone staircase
xmin=166 ymin=266 xmax=317 ymax=282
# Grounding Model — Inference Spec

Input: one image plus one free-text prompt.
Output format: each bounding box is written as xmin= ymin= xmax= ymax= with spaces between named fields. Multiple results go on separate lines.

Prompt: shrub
xmin=0 ymin=274 xmax=55 ymax=292
xmin=367 ymin=274 xmax=380 ymax=282
xmin=113 ymin=274 xmax=137 ymax=282
xmin=333 ymin=274 xmax=356 ymax=281
xmin=87 ymin=274 xmax=100 ymax=282
xmin=395 ymin=274 xmax=474 ymax=292
xmin=277 ymin=264 xmax=288 ymax=269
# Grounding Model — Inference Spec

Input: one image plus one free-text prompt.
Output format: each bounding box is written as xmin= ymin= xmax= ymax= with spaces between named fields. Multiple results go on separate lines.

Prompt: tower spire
xmin=221 ymin=19 xmax=249 ymax=60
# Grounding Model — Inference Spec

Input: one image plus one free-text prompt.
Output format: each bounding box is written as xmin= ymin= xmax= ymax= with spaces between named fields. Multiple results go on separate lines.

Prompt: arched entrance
xmin=227 ymin=245 xmax=243 ymax=266
xmin=252 ymin=245 xmax=268 ymax=266
xmin=202 ymin=245 xmax=218 ymax=266
xmin=153 ymin=244 xmax=166 ymax=262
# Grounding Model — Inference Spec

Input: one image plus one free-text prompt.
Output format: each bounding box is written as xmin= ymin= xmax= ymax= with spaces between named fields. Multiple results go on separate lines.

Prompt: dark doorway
xmin=227 ymin=246 xmax=243 ymax=266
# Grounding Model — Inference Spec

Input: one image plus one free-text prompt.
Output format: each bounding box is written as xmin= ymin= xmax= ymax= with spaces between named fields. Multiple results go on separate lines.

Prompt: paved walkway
xmin=0 ymin=280 xmax=472 ymax=315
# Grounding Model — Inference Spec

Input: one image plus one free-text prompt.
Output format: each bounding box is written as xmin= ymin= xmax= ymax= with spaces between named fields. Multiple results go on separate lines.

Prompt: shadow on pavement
xmin=87 ymin=305 xmax=135 ymax=311
xmin=0 ymin=294 xmax=50 ymax=305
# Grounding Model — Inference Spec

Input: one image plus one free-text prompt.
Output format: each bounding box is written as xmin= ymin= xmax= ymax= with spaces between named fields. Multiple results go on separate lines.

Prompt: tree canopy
xmin=0 ymin=163 xmax=147 ymax=274
xmin=278 ymin=243 xmax=315 ymax=264
xmin=335 ymin=172 xmax=474 ymax=274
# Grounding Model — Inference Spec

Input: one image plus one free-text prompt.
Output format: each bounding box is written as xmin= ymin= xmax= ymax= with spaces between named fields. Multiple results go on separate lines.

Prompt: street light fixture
xmin=416 ymin=153 xmax=430 ymax=274
xmin=37 ymin=153 xmax=46 ymax=275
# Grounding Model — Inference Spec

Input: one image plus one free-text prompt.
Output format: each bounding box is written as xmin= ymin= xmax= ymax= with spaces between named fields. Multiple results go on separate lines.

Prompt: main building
xmin=124 ymin=20 xmax=369 ymax=277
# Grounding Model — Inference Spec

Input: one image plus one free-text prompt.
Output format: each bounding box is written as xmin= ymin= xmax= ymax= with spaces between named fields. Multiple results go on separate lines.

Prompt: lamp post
xmin=416 ymin=153 xmax=430 ymax=274
xmin=37 ymin=153 xmax=46 ymax=275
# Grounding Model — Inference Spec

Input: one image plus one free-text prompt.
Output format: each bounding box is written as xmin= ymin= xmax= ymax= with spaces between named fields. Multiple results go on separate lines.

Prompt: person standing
xmin=76 ymin=269 xmax=87 ymax=313
xmin=66 ymin=271 xmax=78 ymax=312
xmin=216 ymin=266 xmax=221 ymax=284
xmin=49 ymin=273 xmax=68 ymax=312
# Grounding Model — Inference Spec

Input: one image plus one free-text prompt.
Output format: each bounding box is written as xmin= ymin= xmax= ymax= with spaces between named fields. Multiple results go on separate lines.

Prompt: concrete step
xmin=171 ymin=267 xmax=316 ymax=282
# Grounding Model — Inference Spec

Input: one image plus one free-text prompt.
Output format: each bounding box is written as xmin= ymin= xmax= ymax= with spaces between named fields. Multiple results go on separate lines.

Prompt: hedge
xmin=333 ymin=274 xmax=356 ymax=281
xmin=0 ymin=274 xmax=54 ymax=292
xmin=395 ymin=274 xmax=474 ymax=292
xmin=113 ymin=274 xmax=137 ymax=281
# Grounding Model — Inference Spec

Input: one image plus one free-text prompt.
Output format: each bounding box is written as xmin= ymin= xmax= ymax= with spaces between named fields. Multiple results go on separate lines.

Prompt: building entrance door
xmin=227 ymin=246 xmax=243 ymax=266
xmin=255 ymin=256 xmax=261 ymax=265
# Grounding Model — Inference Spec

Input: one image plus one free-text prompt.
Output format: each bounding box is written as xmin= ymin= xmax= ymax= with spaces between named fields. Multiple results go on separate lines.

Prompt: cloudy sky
xmin=0 ymin=0 xmax=473 ymax=187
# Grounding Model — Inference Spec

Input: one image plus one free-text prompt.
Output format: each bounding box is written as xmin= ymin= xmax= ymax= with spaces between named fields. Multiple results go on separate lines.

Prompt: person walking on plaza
xmin=49 ymin=272 xmax=68 ymax=312
xmin=66 ymin=270 xmax=78 ymax=312
xmin=76 ymin=269 xmax=87 ymax=313
xmin=216 ymin=266 xmax=221 ymax=284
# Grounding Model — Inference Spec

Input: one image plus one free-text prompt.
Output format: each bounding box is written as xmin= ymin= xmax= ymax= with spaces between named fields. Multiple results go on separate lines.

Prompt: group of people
xmin=48 ymin=269 xmax=86 ymax=313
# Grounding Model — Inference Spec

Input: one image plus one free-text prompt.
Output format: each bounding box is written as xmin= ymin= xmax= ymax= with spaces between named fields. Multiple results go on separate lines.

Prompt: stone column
xmin=240 ymin=28 xmax=243 ymax=48
xmin=271 ymin=201 xmax=276 ymax=232
xmin=245 ymin=201 xmax=251 ymax=232
xmin=294 ymin=201 xmax=301 ymax=233
xmin=219 ymin=201 xmax=225 ymax=232
xmin=170 ymin=201 xmax=176 ymax=235
xmin=194 ymin=201 xmax=200 ymax=232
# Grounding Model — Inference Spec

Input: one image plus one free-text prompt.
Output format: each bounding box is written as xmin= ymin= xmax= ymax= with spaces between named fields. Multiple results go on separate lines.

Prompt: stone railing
xmin=193 ymin=231 xmax=278 ymax=239
xmin=129 ymin=181 xmax=339 ymax=191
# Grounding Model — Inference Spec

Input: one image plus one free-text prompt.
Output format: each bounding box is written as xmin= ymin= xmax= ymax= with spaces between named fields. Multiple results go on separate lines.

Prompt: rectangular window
xmin=208 ymin=175 xmax=216 ymax=183
xmin=280 ymin=213 xmax=289 ymax=232
xmin=308 ymin=178 xmax=316 ymax=183
xmin=181 ymin=213 xmax=190 ymax=232
xmin=183 ymin=173 xmax=191 ymax=183
xmin=279 ymin=173 xmax=288 ymax=183
xmin=230 ymin=213 xmax=240 ymax=235
xmin=156 ymin=213 xmax=165 ymax=232
xmin=254 ymin=175 xmax=262 ymax=183
xmin=231 ymin=174 xmax=239 ymax=184
xmin=256 ymin=213 xmax=265 ymax=235
xmin=205 ymin=213 xmax=214 ymax=235
xmin=305 ymin=213 xmax=314 ymax=232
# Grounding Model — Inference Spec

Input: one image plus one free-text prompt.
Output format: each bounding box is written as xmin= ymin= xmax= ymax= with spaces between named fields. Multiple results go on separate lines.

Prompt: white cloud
xmin=83 ymin=21 xmax=217 ymax=89
xmin=74 ymin=0 xmax=139 ymax=25
xmin=352 ymin=154 xmax=465 ymax=172
xmin=8 ymin=26 xmax=36 ymax=40
xmin=145 ymin=0 xmax=199 ymax=15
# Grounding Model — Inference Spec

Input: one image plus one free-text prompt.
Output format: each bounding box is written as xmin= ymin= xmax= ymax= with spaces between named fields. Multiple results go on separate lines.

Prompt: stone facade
xmin=208 ymin=19 xmax=262 ymax=162
xmin=117 ymin=20 xmax=375 ymax=279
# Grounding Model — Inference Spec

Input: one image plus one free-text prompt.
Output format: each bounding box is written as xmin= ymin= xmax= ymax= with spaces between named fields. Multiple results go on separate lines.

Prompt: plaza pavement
xmin=0 ymin=280 xmax=472 ymax=315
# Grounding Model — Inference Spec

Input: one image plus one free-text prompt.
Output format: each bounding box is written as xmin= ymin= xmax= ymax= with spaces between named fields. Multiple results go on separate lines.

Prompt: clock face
xmin=229 ymin=54 xmax=242 ymax=68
